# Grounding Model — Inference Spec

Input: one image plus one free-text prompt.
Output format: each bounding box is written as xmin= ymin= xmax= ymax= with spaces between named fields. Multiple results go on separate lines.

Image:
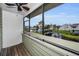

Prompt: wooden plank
xmin=0 ymin=48 xmax=7 ymax=56
xmin=22 ymin=44 xmax=31 ymax=56
xmin=18 ymin=44 xmax=27 ymax=56
xmin=6 ymin=47 xmax=11 ymax=56
xmin=0 ymin=43 xmax=30 ymax=56
xmin=10 ymin=46 xmax=15 ymax=56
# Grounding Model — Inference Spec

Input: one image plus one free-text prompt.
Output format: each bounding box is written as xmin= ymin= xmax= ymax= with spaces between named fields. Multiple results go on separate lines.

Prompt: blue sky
xmin=25 ymin=3 xmax=79 ymax=27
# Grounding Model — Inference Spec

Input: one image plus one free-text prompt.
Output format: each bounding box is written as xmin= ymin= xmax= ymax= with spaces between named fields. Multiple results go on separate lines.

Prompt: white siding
xmin=2 ymin=10 xmax=23 ymax=48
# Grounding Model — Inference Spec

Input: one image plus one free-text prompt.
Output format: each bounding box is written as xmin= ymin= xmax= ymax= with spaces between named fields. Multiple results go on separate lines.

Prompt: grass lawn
xmin=33 ymin=30 xmax=79 ymax=42
xmin=55 ymin=30 xmax=79 ymax=41
xmin=61 ymin=33 xmax=79 ymax=41
xmin=36 ymin=31 xmax=79 ymax=42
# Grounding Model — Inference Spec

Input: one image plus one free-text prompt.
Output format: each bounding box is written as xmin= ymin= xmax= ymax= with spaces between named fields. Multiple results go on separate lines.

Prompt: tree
xmin=45 ymin=25 xmax=50 ymax=29
xmin=36 ymin=25 xmax=39 ymax=32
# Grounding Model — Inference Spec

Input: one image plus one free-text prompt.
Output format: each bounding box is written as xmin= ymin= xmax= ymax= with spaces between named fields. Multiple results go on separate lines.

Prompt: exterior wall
xmin=2 ymin=10 xmax=23 ymax=48
xmin=0 ymin=7 xmax=2 ymax=51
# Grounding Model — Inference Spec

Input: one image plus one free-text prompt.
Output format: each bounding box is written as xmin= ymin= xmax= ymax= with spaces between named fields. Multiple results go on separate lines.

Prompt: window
xmin=30 ymin=14 xmax=42 ymax=33
xmin=44 ymin=3 xmax=79 ymax=42
xmin=29 ymin=5 xmax=43 ymax=34
xmin=24 ymin=17 xmax=29 ymax=32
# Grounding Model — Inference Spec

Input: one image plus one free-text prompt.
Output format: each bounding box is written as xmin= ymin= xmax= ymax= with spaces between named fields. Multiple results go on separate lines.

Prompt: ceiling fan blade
xmin=19 ymin=3 xmax=28 ymax=6
xmin=17 ymin=6 xmax=22 ymax=11
xmin=22 ymin=6 xmax=29 ymax=11
xmin=5 ymin=3 xmax=16 ymax=6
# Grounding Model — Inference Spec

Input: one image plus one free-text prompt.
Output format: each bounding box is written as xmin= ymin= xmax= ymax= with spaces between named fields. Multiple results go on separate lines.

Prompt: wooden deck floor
xmin=0 ymin=43 xmax=31 ymax=56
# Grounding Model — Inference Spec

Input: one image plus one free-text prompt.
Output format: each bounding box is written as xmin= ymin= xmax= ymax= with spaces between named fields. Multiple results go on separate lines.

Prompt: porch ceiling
xmin=0 ymin=3 xmax=43 ymax=16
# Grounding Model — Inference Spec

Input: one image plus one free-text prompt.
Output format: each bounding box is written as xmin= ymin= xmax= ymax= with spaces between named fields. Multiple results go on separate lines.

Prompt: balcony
xmin=0 ymin=3 xmax=79 ymax=56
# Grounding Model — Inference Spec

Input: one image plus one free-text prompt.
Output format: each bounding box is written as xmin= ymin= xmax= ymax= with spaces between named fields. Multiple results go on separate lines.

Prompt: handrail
xmin=31 ymin=33 xmax=79 ymax=53
xmin=23 ymin=34 xmax=79 ymax=55
xmin=33 ymin=36 xmax=79 ymax=55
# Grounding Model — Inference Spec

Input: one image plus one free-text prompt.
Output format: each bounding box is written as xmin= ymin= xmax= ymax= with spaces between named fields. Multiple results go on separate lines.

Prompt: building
xmin=59 ymin=24 xmax=73 ymax=31
xmin=0 ymin=3 xmax=79 ymax=56
xmin=75 ymin=25 xmax=79 ymax=30
xmin=38 ymin=21 xmax=43 ymax=29
xmin=71 ymin=24 xmax=79 ymax=30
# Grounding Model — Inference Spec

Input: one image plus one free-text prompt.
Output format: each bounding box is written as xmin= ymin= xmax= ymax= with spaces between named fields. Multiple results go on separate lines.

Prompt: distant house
xmin=59 ymin=24 xmax=73 ymax=31
xmin=74 ymin=25 xmax=79 ymax=30
xmin=59 ymin=24 xmax=79 ymax=35
xmin=38 ymin=21 xmax=42 ymax=29
xmin=73 ymin=25 xmax=79 ymax=35
xmin=37 ymin=21 xmax=43 ymax=32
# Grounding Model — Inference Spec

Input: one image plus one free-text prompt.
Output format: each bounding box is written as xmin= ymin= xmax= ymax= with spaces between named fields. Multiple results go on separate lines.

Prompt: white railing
xmin=23 ymin=33 xmax=79 ymax=56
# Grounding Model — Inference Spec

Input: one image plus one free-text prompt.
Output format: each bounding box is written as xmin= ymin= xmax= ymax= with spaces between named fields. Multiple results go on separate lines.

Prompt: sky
xmin=25 ymin=3 xmax=79 ymax=27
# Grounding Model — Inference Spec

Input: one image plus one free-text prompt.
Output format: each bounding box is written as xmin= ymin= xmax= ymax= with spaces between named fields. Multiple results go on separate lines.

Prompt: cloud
xmin=45 ymin=12 xmax=79 ymax=18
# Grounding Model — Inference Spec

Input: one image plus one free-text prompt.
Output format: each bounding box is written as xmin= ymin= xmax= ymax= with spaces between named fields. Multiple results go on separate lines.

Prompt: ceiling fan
xmin=5 ymin=3 xmax=30 ymax=11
